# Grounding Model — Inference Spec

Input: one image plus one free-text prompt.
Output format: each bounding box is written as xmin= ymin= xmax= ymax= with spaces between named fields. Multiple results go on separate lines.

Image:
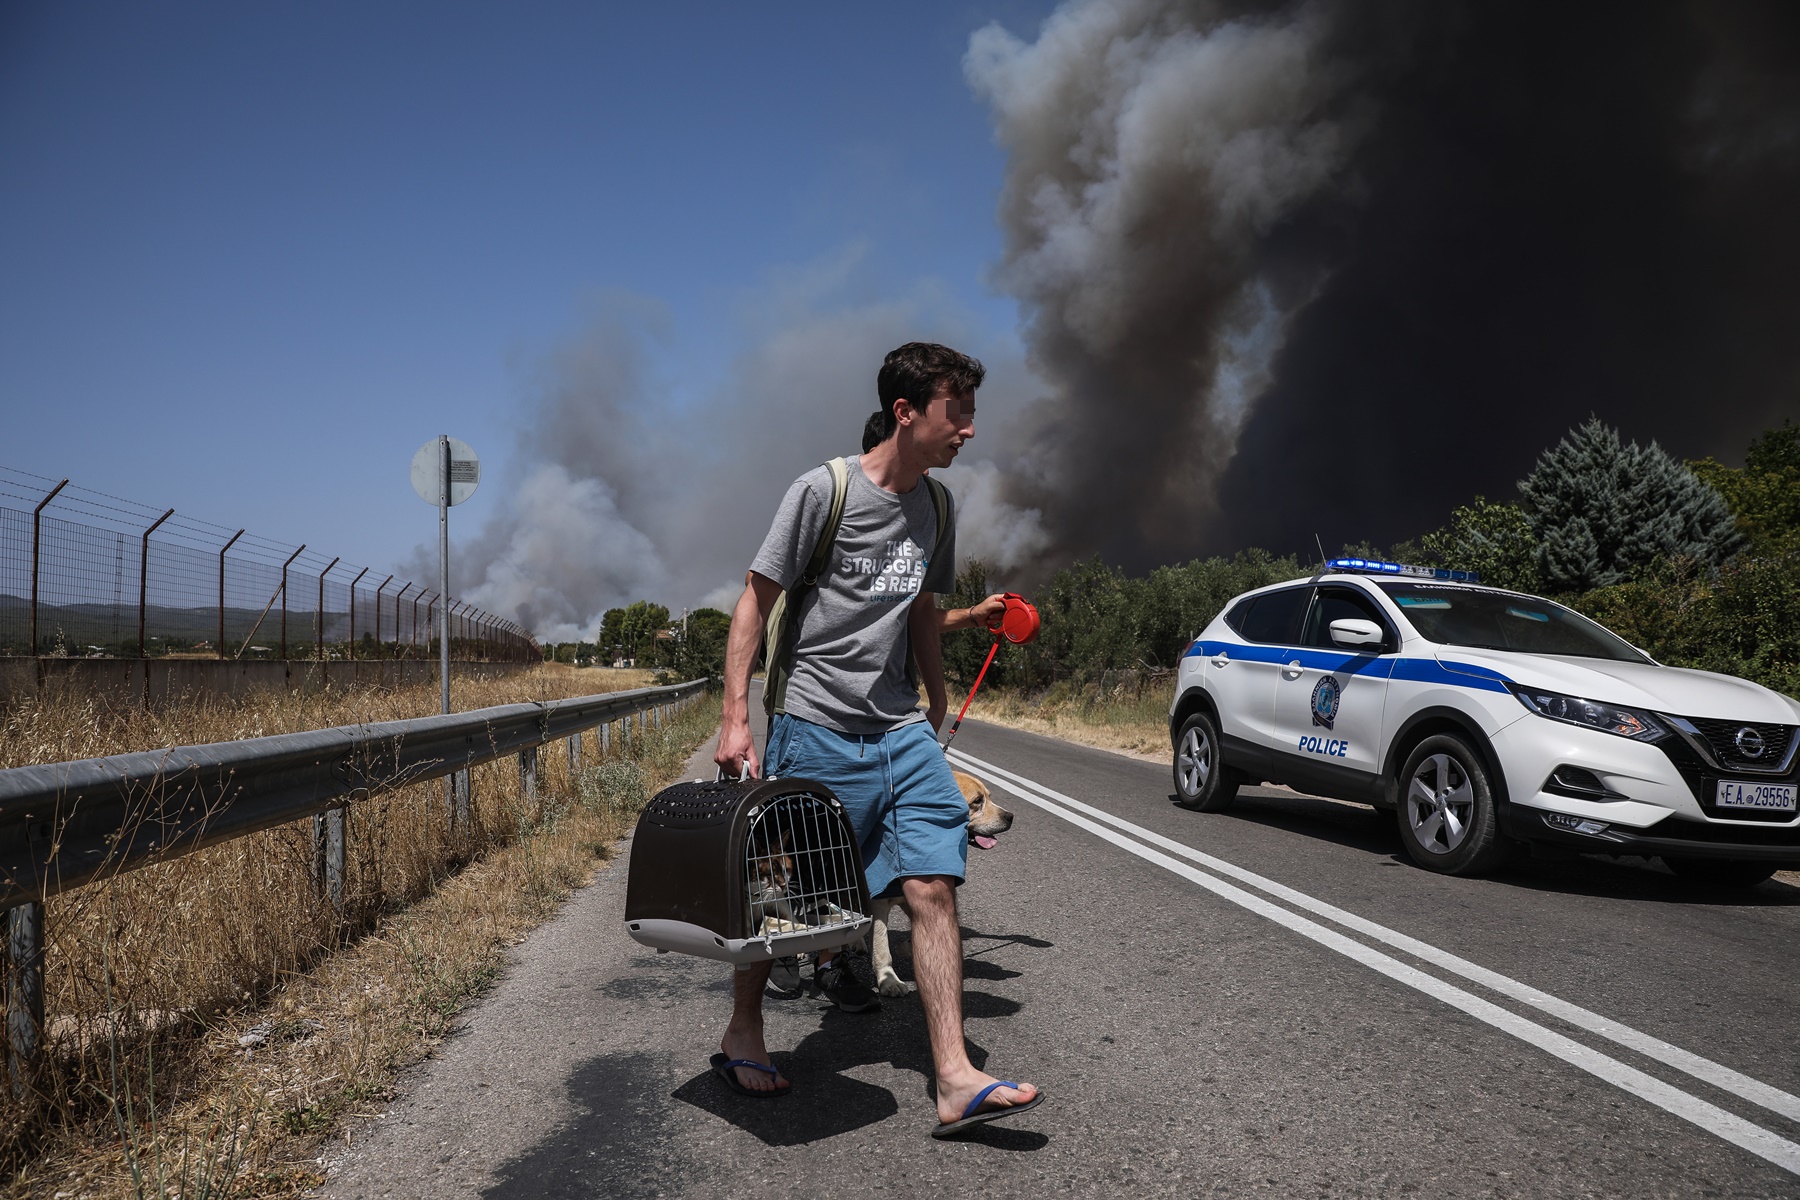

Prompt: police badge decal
xmin=1311 ymin=674 xmax=1342 ymax=729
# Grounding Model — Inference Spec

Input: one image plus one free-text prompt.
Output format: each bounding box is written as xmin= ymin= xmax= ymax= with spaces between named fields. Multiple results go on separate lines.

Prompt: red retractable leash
xmin=942 ymin=592 xmax=1040 ymax=749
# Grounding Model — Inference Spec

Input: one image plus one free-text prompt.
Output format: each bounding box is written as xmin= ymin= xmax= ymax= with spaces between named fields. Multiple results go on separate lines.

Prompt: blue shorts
xmin=766 ymin=714 xmax=967 ymax=900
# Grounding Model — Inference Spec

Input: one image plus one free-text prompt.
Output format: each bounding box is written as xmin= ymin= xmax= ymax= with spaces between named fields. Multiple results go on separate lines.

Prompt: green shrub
xmin=1578 ymin=551 xmax=1800 ymax=698
xmin=1420 ymin=497 xmax=1540 ymax=592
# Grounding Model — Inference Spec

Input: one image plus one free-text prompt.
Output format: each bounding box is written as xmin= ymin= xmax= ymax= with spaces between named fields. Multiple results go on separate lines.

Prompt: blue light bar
xmin=1326 ymin=557 xmax=1481 ymax=584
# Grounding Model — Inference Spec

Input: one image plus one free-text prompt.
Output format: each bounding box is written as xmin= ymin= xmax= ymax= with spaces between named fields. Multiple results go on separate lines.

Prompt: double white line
xmin=946 ymin=746 xmax=1800 ymax=1176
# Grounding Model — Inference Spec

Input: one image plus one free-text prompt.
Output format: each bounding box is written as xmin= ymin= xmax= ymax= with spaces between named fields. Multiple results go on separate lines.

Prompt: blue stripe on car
xmin=1185 ymin=640 xmax=1512 ymax=693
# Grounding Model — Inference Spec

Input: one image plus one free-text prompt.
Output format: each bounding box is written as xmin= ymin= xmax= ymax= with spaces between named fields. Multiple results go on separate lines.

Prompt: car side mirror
xmin=1329 ymin=618 xmax=1385 ymax=649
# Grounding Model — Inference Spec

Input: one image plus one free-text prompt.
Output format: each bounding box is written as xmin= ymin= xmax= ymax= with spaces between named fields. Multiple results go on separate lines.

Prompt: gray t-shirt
xmin=750 ymin=456 xmax=956 ymax=735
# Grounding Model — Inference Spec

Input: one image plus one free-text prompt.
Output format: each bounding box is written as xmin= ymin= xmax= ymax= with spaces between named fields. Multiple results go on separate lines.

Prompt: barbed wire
xmin=0 ymin=463 xmax=535 ymax=661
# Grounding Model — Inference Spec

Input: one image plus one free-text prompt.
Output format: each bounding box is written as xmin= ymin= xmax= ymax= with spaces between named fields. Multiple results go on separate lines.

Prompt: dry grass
xmin=958 ymin=678 xmax=1172 ymax=761
xmin=1 ymin=666 xmax=718 ymax=1199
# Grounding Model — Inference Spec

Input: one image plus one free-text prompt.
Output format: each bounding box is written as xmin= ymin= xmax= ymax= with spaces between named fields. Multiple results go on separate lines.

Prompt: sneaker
xmin=815 ymin=957 xmax=880 ymax=1013
xmin=768 ymin=955 xmax=805 ymax=993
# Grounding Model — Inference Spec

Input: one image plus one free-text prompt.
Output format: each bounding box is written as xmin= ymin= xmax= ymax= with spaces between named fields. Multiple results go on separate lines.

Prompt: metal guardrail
xmin=0 ymin=678 xmax=708 ymax=1096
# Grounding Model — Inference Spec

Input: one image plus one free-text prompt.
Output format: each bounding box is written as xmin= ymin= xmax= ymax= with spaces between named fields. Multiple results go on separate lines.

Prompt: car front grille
xmin=1653 ymin=732 xmax=1800 ymax=820
xmin=1683 ymin=717 xmax=1799 ymax=774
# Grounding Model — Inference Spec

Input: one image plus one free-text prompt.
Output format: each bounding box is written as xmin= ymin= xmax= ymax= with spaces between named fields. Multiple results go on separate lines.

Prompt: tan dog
xmin=869 ymin=767 xmax=1012 ymax=997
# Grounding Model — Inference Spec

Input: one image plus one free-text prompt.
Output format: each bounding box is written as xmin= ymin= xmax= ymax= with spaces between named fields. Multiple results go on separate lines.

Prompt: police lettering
xmin=1298 ymin=735 xmax=1349 ymax=758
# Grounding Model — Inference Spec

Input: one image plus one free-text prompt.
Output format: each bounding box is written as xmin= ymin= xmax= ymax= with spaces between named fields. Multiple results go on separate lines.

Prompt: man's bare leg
xmin=900 ymin=874 xmax=1037 ymax=1123
xmin=721 ymin=961 xmax=787 ymax=1093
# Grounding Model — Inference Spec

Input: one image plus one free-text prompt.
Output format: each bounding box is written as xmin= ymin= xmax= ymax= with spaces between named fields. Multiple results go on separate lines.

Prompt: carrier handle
xmin=715 ymin=764 xmax=751 ymax=783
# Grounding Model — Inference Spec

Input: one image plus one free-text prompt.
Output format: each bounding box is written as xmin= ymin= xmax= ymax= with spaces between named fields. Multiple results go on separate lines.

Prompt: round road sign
xmin=411 ymin=436 xmax=480 ymax=506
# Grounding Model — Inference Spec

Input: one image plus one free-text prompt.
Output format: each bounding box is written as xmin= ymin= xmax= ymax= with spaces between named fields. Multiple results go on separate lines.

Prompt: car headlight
xmin=1508 ymin=685 xmax=1667 ymax=741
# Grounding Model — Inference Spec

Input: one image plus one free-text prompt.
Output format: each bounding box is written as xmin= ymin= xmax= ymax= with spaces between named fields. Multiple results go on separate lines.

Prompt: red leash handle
xmin=942 ymin=593 xmax=1039 ymax=750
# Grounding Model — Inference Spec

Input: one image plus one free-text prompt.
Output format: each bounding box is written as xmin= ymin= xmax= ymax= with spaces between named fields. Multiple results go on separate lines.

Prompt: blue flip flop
xmin=930 ymin=1081 xmax=1045 ymax=1138
xmin=710 ymin=1052 xmax=789 ymax=1099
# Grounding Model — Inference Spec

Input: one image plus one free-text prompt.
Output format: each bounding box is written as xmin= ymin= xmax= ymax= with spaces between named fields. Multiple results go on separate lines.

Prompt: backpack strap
xmin=802 ymin=457 xmax=851 ymax=588
xmin=905 ymin=475 xmax=952 ymax=693
xmin=764 ymin=458 xmax=850 ymax=720
xmin=924 ymin=475 xmax=949 ymax=554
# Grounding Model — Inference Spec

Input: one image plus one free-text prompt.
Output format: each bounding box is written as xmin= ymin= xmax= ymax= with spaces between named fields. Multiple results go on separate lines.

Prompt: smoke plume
xmin=452 ymin=1 xmax=1800 ymax=642
xmin=971 ymin=0 xmax=1800 ymax=568
xmin=448 ymin=282 xmax=1046 ymax=643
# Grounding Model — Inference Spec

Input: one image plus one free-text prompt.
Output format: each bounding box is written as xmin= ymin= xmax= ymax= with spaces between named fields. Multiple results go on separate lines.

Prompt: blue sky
xmin=0 ymin=2 xmax=1054 ymax=590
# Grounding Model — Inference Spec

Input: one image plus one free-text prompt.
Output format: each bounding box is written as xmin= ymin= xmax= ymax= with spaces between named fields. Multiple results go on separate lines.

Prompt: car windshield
xmin=1375 ymin=583 xmax=1651 ymax=663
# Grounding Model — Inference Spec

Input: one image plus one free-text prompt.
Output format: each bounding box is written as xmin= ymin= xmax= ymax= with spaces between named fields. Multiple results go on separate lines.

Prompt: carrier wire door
xmin=625 ymin=777 xmax=873 ymax=964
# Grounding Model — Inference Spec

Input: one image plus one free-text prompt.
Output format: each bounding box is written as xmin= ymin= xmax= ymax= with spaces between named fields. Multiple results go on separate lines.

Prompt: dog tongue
xmin=973 ymin=834 xmax=998 ymax=850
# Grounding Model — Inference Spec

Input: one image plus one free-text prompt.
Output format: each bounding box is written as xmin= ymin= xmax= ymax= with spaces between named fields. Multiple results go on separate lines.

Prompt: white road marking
xmin=949 ymin=747 xmax=1800 ymax=1125
xmin=947 ymin=747 xmax=1800 ymax=1177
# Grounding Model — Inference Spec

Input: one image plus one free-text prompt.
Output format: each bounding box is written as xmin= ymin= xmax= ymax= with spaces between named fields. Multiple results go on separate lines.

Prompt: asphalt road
xmin=316 ymin=710 xmax=1800 ymax=1198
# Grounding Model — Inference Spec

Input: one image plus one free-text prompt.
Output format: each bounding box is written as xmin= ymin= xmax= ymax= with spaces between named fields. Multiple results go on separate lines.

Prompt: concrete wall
xmin=0 ymin=657 xmax=534 ymax=707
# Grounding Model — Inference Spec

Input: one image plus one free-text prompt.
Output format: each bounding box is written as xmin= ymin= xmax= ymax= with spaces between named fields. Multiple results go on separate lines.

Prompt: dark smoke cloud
xmin=970 ymin=0 xmax=1800 ymax=570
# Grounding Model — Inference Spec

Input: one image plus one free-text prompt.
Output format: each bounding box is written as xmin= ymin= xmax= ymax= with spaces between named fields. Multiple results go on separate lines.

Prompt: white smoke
xmin=935 ymin=459 xmax=1051 ymax=572
xmin=440 ymin=274 xmax=1044 ymax=641
xmin=459 ymin=464 xmax=665 ymax=646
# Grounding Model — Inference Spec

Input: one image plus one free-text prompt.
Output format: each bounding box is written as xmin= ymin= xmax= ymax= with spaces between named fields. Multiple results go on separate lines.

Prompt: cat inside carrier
xmin=624 ymin=776 xmax=872 ymax=965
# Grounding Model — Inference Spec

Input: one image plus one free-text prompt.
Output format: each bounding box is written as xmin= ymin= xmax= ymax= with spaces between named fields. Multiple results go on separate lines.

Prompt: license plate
xmin=1715 ymin=780 xmax=1799 ymax=812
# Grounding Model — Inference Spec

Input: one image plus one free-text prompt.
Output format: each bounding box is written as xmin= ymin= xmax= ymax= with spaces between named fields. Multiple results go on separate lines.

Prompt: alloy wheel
xmin=1406 ymin=752 xmax=1474 ymax=855
xmin=1178 ymin=725 xmax=1212 ymax=798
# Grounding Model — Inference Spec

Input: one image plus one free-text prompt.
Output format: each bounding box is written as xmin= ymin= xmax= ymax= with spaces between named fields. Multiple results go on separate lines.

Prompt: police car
xmin=1169 ymin=559 xmax=1800 ymax=885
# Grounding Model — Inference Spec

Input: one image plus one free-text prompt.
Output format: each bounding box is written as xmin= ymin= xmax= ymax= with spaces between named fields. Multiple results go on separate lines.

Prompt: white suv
xmin=1169 ymin=559 xmax=1800 ymax=884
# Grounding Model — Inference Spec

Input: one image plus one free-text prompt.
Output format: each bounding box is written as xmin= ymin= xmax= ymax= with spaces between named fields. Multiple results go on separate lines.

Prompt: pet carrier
xmin=624 ymin=776 xmax=873 ymax=965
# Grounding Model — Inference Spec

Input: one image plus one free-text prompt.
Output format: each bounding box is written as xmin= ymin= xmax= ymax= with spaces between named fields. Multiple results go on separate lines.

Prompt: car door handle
xmin=1282 ymin=660 xmax=1304 ymax=680
xmin=1210 ymin=654 xmax=1229 ymax=668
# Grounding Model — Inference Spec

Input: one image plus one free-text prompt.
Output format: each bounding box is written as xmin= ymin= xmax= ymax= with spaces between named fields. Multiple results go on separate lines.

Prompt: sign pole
xmin=438 ymin=435 xmax=462 ymax=832
xmin=438 ymin=433 xmax=452 ymax=717
xmin=412 ymin=432 xmax=480 ymax=833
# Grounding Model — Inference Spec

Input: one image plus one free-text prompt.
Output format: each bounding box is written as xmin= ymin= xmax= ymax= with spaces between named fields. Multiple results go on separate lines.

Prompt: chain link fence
xmin=0 ymin=465 xmax=535 ymax=663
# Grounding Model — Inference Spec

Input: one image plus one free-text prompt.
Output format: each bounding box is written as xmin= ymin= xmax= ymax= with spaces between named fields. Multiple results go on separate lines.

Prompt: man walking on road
xmin=712 ymin=342 xmax=1043 ymax=1136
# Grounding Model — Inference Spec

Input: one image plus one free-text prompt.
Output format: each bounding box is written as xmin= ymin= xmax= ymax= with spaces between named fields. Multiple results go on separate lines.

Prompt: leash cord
xmin=942 ymin=637 xmax=1001 ymax=749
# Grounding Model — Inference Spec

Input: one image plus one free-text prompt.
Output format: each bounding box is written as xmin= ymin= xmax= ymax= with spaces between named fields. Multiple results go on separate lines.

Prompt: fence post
xmin=567 ymin=731 xmax=582 ymax=774
xmin=519 ymin=746 xmax=538 ymax=812
xmin=6 ymin=901 xmax=44 ymax=1102
xmin=373 ymin=576 xmax=393 ymax=660
xmin=316 ymin=558 xmax=339 ymax=662
xmin=28 ymin=480 xmax=69 ymax=658
xmin=311 ymin=808 xmax=347 ymax=916
xmin=599 ymin=720 xmax=611 ymax=757
xmin=312 ymin=814 xmax=324 ymax=897
xmin=392 ymin=583 xmax=412 ymax=657
xmin=327 ymin=807 xmax=345 ymax=915
xmin=276 ymin=545 xmax=306 ymax=661
xmin=137 ymin=508 xmax=175 ymax=661
xmin=217 ymin=529 xmax=244 ymax=659
xmin=454 ymin=770 xmax=470 ymax=831
xmin=346 ymin=567 xmax=368 ymax=660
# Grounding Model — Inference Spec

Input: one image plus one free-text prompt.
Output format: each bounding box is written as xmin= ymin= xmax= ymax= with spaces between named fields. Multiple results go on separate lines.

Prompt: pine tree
xmin=1516 ymin=418 xmax=1742 ymax=591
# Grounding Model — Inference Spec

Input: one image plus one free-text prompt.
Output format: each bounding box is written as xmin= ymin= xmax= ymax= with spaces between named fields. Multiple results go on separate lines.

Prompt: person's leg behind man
xmin=719 ymin=959 xmax=788 ymax=1094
